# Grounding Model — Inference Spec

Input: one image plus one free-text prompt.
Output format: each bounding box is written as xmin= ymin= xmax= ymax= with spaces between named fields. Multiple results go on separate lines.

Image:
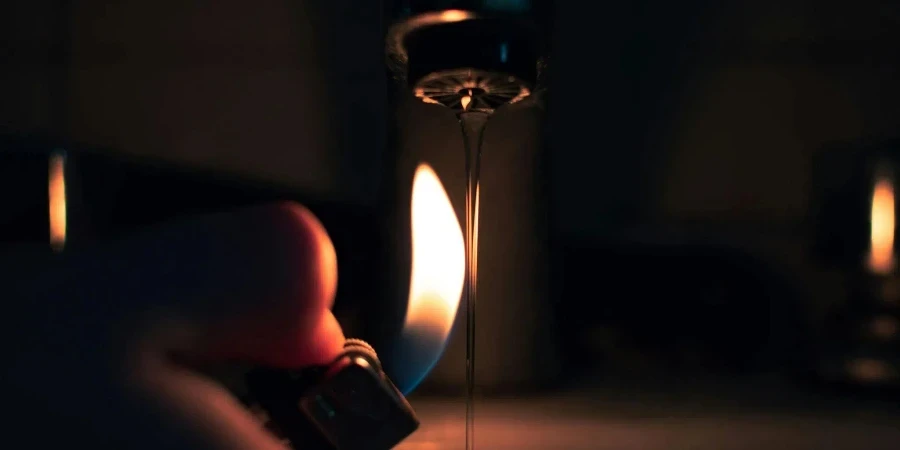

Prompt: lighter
xmin=244 ymin=339 xmax=419 ymax=449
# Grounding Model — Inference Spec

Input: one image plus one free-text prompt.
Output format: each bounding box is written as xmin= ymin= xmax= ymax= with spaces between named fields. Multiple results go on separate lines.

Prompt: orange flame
xmin=868 ymin=175 xmax=895 ymax=274
xmin=403 ymin=164 xmax=465 ymax=346
xmin=461 ymin=93 xmax=472 ymax=111
xmin=49 ymin=152 xmax=66 ymax=251
xmin=439 ymin=9 xmax=472 ymax=23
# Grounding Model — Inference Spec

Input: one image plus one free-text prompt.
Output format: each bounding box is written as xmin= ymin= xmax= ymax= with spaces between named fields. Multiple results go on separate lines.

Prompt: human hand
xmin=2 ymin=202 xmax=344 ymax=449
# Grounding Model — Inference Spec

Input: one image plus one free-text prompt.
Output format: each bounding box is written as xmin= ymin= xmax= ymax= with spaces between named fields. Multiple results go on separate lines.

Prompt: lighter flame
xmin=403 ymin=164 xmax=465 ymax=344
xmin=49 ymin=152 xmax=66 ymax=251
xmin=868 ymin=175 xmax=895 ymax=274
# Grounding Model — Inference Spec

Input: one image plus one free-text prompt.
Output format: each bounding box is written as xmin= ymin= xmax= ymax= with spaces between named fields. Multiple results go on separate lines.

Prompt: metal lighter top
xmin=245 ymin=339 xmax=419 ymax=450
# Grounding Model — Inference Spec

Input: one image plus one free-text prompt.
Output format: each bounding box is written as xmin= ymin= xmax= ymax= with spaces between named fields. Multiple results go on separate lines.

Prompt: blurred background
xmin=3 ymin=1 xmax=900 ymax=448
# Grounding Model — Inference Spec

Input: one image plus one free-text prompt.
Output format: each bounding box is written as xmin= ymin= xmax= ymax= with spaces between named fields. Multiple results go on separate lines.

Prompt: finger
xmin=9 ymin=201 xmax=346 ymax=370
xmin=25 ymin=201 xmax=343 ymax=367
xmin=124 ymin=311 xmax=345 ymax=450
xmin=5 ymin=202 xmax=347 ymax=449
xmin=127 ymin=346 xmax=290 ymax=450
xmin=122 ymin=201 xmax=338 ymax=329
xmin=124 ymin=203 xmax=342 ymax=448
xmin=119 ymin=204 xmax=345 ymax=449
xmin=130 ymin=202 xmax=344 ymax=367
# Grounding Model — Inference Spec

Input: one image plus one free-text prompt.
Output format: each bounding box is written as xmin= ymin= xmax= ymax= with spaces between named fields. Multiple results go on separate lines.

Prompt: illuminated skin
xmin=2 ymin=202 xmax=344 ymax=449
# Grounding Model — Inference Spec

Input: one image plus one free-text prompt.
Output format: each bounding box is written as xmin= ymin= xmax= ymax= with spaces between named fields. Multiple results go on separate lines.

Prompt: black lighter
xmin=244 ymin=339 xmax=419 ymax=450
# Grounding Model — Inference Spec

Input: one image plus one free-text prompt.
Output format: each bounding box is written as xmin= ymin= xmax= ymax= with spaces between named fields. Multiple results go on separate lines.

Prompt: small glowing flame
xmin=868 ymin=174 xmax=895 ymax=274
xmin=404 ymin=164 xmax=465 ymax=340
xmin=439 ymin=9 xmax=471 ymax=23
xmin=48 ymin=152 xmax=66 ymax=251
xmin=461 ymin=94 xmax=472 ymax=111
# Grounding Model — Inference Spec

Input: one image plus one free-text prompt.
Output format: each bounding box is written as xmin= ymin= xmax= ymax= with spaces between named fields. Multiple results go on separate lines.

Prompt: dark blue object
xmin=245 ymin=339 xmax=419 ymax=450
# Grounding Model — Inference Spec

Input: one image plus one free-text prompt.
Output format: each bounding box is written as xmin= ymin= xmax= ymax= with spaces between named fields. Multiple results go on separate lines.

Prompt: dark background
xmin=4 ymin=0 xmax=896 ymax=358
xmin=6 ymin=1 xmax=899 ymax=223
xmin=3 ymin=1 xmax=900 ymax=447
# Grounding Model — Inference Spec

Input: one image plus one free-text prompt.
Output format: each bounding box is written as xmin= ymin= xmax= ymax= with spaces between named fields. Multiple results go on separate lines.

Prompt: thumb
xmin=123 ymin=203 xmax=346 ymax=449
xmin=3 ymin=203 xmax=348 ymax=449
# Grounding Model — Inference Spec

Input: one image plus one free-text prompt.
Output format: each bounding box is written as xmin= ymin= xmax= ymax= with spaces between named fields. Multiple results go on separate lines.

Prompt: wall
xmin=5 ymin=1 xmax=900 ymax=237
xmin=547 ymin=1 xmax=900 ymax=236
xmin=4 ymin=1 xmax=387 ymax=204
xmin=0 ymin=1 xmax=66 ymax=134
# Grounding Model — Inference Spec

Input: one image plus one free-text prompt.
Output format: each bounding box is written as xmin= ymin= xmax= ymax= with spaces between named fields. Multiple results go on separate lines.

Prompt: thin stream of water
xmin=458 ymin=111 xmax=490 ymax=450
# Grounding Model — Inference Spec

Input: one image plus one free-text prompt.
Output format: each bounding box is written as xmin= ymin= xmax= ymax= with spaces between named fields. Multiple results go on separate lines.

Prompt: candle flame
xmin=868 ymin=175 xmax=895 ymax=274
xmin=49 ymin=152 xmax=66 ymax=251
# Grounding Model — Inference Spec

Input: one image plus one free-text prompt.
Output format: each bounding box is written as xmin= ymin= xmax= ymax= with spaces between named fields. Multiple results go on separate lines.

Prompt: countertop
xmin=398 ymin=379 xmax=900 ymax=449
